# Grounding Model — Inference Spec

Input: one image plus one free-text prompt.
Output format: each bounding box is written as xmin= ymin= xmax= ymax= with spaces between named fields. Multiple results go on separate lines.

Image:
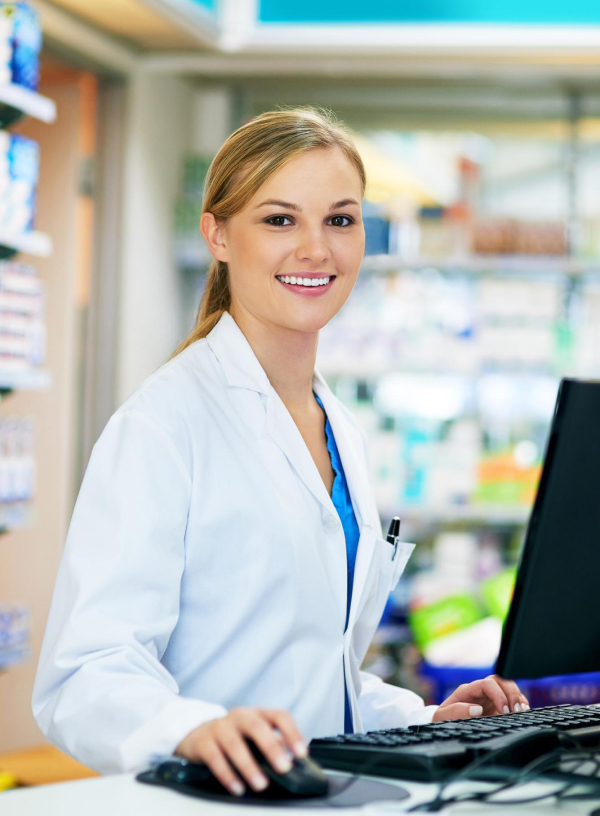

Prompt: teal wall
xmin=259 ymin=0 xmax=600 ymax=24
xmin=190 ymin=0 xmax=217 ymax=11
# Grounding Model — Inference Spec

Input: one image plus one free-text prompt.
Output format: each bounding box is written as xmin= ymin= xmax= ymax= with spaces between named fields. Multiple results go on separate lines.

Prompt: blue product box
xmin=364 ymin=216 xmax=391 ymax=256
xmin=0 ymin=3 xmax=42 ymax=91
xmin=0 ymin=131 xmax=39 ymax=232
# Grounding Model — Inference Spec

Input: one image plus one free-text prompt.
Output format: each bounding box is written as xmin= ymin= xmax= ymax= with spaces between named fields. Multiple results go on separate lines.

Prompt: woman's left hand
xmin=432 ymin=674 xmax=530 ymax=722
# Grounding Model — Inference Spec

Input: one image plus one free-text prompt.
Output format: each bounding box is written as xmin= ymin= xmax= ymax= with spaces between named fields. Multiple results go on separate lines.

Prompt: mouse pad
xmin=137 ymin=769 xmax=410 ymax=808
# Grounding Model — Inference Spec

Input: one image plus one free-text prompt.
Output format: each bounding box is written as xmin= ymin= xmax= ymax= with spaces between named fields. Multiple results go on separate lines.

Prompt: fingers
xmin=195 ymin=741 xmax=247 ymax=797
xmin=215 ymin=717 xmax=272 ymax=793
xmin=433 ymin=702 xmax=483 ymax=722
xmin=483 ymin=675 xmax=517 ymax=714
xmin=492 ymin=675 xmax=530 ymax=712
xmin=436 ymin=677 xmax=533 ymax=720
xmin=235 ymin=709 xmax=294 ymax=777
xmin=175 ymin=707 xmax=306 ymax=797
xmin=263 ymin=709 xmax=308 ymax=758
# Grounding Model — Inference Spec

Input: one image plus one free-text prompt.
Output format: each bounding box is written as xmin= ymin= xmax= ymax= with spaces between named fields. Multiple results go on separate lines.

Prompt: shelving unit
xmin=361 ymin=253 xmax=600 ymax=277
xmin=382 ymin=503 xmax=531 ymax=527
xmin=0 ymin=502 xmax=36 ymax=533
xmin=0 ymin=368 xmax=50 ymax=396
xmin=0 ymin=230 xmax=52 ymax=260
xmin=0 ymin=646 xmax=28 ymax=672
xmin=0 ymin=83 xmax=56 ymax=128
xmin=0 ymin=53 xmax=55 ymax=676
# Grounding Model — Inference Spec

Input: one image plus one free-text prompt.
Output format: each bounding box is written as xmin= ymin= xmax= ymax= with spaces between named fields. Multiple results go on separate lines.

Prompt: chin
xmin=280 ymin=311 xmax=333 ymax=334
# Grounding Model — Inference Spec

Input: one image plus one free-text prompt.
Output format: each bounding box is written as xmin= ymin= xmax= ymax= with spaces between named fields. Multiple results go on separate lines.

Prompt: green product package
xmin=481 ymin=567 xmax=517 ymax=621
xmin=409 ymin=593 xmax=483 ymax=651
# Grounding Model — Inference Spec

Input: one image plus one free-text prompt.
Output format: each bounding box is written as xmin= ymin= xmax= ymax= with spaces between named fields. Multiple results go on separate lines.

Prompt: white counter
xmin=0 ymin=770 xmax=594 ymax=816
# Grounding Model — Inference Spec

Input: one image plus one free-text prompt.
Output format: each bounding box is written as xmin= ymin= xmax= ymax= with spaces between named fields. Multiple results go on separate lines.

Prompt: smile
xmin=275 ymin=275 xmax=336 ymax=297
xmin=276 ymin=275 xmax=334 ymax=287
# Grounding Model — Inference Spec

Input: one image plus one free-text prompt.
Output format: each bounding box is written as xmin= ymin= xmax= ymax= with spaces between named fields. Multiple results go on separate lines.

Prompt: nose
xmin=295 ymin=225 xmax=331 ymax=266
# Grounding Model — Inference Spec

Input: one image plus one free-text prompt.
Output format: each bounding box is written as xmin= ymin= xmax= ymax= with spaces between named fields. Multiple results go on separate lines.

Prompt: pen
xmin=386 ymin=516 xmax=401 ymax=560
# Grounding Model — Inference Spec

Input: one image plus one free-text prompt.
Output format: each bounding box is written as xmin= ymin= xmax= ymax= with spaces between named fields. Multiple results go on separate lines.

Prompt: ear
xmin=200 ymin=212 xmax=228 ymax=263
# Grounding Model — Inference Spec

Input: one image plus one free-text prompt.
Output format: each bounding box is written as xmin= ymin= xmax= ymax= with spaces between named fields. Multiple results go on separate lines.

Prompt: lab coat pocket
xmin=377 ymin=537 xmax=415 ymax=591
xmin=350 ymin=537 xmax=416 ymax=667
xmin=392 ymin=540 xmax=416 ymax=589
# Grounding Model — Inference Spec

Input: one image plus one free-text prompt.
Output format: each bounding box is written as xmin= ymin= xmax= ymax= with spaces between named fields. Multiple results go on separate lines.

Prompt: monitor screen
xmin=496 ymin=378 xmax=600 ymax=680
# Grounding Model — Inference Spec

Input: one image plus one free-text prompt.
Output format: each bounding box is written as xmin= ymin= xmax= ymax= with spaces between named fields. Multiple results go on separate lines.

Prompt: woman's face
xmin=203 ymin=146 xmax=365 ymax=334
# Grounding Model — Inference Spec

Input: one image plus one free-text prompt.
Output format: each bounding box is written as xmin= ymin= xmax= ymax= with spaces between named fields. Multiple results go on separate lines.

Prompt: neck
xmin=229 ymin=304 xmax=318 ymax=413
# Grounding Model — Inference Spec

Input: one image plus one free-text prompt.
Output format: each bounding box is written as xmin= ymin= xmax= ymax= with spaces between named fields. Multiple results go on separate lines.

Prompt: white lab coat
xmin=32 ymin=310 xmax=437 ymax=775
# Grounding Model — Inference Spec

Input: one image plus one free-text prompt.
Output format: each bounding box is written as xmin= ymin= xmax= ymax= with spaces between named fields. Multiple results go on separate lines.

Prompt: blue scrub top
xmin=313 ymin=390 xmax=360 ymax=734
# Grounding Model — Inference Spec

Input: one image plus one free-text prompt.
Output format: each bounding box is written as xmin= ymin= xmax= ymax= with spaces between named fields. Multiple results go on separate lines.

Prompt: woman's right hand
xmin=174 ymin=707 xmax=308 ymax=797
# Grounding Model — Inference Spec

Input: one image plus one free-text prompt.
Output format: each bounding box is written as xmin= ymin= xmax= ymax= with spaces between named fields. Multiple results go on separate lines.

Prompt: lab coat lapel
xmin=312 ymin=368 xmax=379 ymax=622
xmin=206 ymin=311 xmax=346 ymax=624
xmin=206 ymin=310 xmax=334 ymax=514
xmin=207 ymin=312 xmax=379 ymax=621
xmin=264 ymin=389 xmax=334 ymax=513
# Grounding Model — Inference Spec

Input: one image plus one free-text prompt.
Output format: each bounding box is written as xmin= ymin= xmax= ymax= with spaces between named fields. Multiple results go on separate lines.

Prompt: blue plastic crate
xmin=420 ymin=661 xmax=600 ymax=708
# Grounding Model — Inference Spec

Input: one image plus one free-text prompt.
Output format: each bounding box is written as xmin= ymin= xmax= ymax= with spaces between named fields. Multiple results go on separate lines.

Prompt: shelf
xmin=317 ymin=364 xmax=557 ymax=381
xmin=0 ymin=368 xmax=50 ymax=395
xmin=0 ymin=646 xmax=28 ymax=672
xmin=0 ymin=84 xmax=56 ymax=128
xmin=380 ymin=504 xmax=531 ymax=526
xmin=0 ymin=503 xmax=36 ymax=533
xmin=361 ymin=253 xmax=600 ymax=276
xmin=0 ymin=230 xmax=52 ymax=259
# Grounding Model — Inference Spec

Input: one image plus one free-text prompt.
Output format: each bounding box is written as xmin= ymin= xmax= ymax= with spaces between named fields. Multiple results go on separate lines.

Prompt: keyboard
xmin=309 ymin=704 xmax=600 ymax=782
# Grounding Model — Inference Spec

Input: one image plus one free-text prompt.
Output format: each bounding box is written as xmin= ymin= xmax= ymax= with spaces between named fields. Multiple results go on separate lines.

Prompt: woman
xmin=32 ymin=107 xmax=528 ymax=796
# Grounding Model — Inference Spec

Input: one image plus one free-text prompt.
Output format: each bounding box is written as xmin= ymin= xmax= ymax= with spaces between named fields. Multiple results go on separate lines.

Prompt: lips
xmin=275 ymin=275 xmax=336 ymax=297
xmin=276 ymin=274 xmax=335 ymax=287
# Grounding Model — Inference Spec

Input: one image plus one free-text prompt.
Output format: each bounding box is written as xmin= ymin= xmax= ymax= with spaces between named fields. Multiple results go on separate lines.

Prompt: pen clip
xmin=387 ymin=516 xmax=401 ymax=561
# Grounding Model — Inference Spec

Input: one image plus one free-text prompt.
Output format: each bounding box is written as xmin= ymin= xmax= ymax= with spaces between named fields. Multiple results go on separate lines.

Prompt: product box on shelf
xmin=471 ymin=219 xmax=567 ymax=256
xmin=0 ymin=603 xmax=29 ymax=667
xmin=0 ymin=414 xmax=36 ymax=502
xmin=0 ymin=2 xmax=41 ymax=91
xmin=0 ymin=131 xmax=38 ymax=234
xmin=0 ymin=261 xmax=45 ymax=370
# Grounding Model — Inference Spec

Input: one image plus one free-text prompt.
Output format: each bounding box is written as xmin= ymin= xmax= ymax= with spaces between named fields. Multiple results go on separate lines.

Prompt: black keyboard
xmin=309 ymin=704 xmax=600 ymax=782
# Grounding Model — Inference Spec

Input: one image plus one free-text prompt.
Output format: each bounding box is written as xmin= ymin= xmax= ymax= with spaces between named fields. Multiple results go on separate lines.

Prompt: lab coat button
xmin=324 ymin=515 xmax=341 ymax=534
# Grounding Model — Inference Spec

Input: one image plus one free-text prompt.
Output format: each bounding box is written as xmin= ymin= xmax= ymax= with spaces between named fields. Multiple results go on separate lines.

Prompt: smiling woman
xmin=32 ymin=106 xmax=527 ymax=796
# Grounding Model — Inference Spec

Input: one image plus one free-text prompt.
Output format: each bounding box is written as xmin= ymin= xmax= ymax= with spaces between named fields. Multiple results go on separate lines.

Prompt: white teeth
xmin=277 ymin=275 xmax=332 ymax=287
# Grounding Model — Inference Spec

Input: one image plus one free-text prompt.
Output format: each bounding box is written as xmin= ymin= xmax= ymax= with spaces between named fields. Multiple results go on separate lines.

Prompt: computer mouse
xmin=148 ymin=741 xmax=329 ymax=801
xmin=247 ymin=739 xmax=329 ymax=797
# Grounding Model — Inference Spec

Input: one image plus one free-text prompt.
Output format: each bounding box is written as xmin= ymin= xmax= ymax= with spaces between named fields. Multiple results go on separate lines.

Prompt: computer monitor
xmin=496 ymin=378 xmax=600 ymax=680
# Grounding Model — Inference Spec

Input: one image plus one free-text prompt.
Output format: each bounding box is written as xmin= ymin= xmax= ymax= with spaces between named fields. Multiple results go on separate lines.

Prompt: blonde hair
xmin=168 ymin=105 xmax=366 ymax=360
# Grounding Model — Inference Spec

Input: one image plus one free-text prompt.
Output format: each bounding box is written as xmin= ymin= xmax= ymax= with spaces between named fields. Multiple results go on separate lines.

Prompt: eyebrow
xmin=254 ymin=198 xmax=360 ymax=212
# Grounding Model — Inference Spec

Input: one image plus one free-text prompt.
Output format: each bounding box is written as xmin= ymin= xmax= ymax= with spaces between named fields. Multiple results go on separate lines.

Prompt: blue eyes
xmin=264 ymin=215 xmax=355 ymax=228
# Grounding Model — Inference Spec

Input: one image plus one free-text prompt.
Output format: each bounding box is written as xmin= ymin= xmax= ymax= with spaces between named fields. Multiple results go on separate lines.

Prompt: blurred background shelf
xmin=0 ymin=646 xmax=28 ymax=672
xmin=361 ymin=253 xmax=600 ymax=276
xmin=0 ymin=369 xmax=50 ymax=395
xmin=382 ymin=504 xmax=531 ymax=527
xmin=0 ymin=502 xmax=36 ymax=534
xmin=0 ymin=230 xmax=52 ymax=259
xmin=0 ymin=84 xmax=56 ymax=128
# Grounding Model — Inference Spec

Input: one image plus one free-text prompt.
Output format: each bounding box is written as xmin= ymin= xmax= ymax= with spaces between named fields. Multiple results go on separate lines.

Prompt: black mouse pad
xmin=137 ymin=769 xmax=410 ymax=808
